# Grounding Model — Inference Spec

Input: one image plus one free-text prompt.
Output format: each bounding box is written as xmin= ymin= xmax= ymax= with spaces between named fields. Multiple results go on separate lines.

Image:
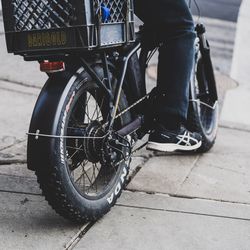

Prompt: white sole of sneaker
xmin=146 ymin=141 xmax=202 ymax=152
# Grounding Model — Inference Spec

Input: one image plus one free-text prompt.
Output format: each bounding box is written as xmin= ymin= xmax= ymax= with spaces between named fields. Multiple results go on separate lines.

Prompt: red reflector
xmin=40 ymin=61 xmax=65 ymax=73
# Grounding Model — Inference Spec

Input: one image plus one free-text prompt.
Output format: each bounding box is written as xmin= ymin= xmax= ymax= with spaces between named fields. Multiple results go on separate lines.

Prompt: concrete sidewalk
xmin=1 ymin=78 xmax=249 ymax=250
xmin=1 ymin=12 xmax=250 ymax=250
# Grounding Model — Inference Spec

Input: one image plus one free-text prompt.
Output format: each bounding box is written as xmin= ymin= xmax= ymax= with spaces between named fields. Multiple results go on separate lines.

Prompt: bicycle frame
xmin=84 ymin=23 xmax=217 ymax=140
xmin=28 ymin=23 xmax=216 ymax=152
xmin=74 ymin=33 xmax=150 ymax=139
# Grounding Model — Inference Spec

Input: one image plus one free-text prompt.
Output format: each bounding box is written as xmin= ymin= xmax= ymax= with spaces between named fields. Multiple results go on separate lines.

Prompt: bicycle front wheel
xmin=187 ymin=46 xmax=219 ymax=153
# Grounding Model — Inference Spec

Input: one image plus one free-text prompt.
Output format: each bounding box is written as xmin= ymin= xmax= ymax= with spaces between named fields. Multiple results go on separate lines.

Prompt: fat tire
xmin=33 ymin=64 xmax=131 ymax=223
xmin=187 ymin=54 xmax=219 ymax=153
xmin=187 ymin=106 xmax=218 ymax=153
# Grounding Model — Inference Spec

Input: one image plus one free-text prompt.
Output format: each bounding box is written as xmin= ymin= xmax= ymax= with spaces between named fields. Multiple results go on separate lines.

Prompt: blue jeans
xmin=135 ymin=0 xmax=196 ymax=125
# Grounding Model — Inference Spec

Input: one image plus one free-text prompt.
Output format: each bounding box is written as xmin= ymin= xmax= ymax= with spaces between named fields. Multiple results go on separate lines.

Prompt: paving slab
xmin=118 ymin=191 xmax=250 ymax=220
xmin=129 ymin=157 xmax=146 ymax=174
xmin=177 ymin=127 xmax=250 ymax=203
xmin=176 ymin=154 xmax=250 ymax=204
xmin=209 ymin=127 xmax=250 ymax=155
xmin=0 ymin=140 xmax=26 ymax=164
xmin=0 ymin=164 xmax=41 ymax=195
xmin=0 ymin=30 xmax=47 ymax=88
xmin=133 ymin=134 xmax=154 ymax=159
xmin=127 ymin=154 xmax=198 ymax=194
xmin=0 ymin=83 xmax=38 ymax=149
xmin=75 ymin=192 xmax=250 ymax=250
xmin=0 ymin=79 xmax=40 ymax=96
xmin=0 ymin=174 xmax=41 ymax=195
xmin=0 ymin=192 xmax=80 ymax=250
xmin=176 ymin=128 xmax=250 ymax=204
xmin=128 ymin=127 xmax=250 ymax=204
xmin=221 ymin=85 xmax=250 ymax=128
xmin=0 ymin=163 xmax=35 ymax=179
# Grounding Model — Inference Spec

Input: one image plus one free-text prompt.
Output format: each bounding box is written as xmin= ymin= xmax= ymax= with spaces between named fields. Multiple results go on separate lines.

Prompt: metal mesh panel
xmin=12 ymin=0 xmax=75 ymax=31
xmin=93 ymin=0 xmax=126 ymax=23
xmin=2 ymin=0 xmax=134 ymax=54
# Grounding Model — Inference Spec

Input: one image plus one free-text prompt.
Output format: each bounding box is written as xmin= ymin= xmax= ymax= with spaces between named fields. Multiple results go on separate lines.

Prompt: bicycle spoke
xmin=68 ymin=145 xmax=83 ymax=160
xmin=85 ymin=93 xmax=92 ymax=123
xmin=82 ymin=164 xmax=86 ymax=193
xmin=81 ymin=164 xmax=93 ymax=192
xmin=65 ymin=86 xmax=126 ymax=198
xmin=66 ymin=145 xmax=84 ymax=151
xmin=97 ymin=97 xmax=104 ymax=120
xmin=93 ymin=164 xmax=98 ymax=193
xmin=93 ymin=163 xmax=100 ymax=172
xmin=91 ymin=91 xmax=99 ymax=120
xmin=75 ymin=172 xmax=85 ymax=185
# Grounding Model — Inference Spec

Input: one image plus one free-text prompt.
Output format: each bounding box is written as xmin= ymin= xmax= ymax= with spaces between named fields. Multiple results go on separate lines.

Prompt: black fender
xmin=190 ymin=35 xmax=218 ymax=113
xmin=27 ymin=67 xmax=85 ymax=171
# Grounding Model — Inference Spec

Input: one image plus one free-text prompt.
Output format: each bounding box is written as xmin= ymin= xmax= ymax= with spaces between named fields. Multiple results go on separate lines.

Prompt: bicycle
xmin=1 ymin=0 xmax=218 ymax=223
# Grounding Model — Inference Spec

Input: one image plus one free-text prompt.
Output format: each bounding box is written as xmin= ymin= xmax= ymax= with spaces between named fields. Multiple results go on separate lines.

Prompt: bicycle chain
xmin=114 ymin=94 xmax=149 ymax=120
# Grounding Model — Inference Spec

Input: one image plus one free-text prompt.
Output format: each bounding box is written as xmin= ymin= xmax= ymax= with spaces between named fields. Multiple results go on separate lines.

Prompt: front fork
xmin=195 ymin=23 xmax=218 ymax=101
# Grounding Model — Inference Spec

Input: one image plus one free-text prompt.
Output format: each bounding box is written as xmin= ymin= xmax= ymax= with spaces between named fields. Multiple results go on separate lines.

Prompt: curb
xmin=221 ymin=0 xmax=250 ymax=128
xmin=231 ymin=0 xmax=249 ymax=86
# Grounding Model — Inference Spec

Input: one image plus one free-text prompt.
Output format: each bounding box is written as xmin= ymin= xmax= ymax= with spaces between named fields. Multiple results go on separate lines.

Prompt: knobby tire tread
xmin=34 ymin=67 xmax=131 ymax=223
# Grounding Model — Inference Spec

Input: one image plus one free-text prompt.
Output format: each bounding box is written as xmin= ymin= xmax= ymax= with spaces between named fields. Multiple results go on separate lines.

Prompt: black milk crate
xmin=1 ymin=0 xmax=135 ymax=58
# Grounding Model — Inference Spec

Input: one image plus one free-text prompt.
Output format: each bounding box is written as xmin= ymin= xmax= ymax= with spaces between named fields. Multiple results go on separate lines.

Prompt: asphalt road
xmin=190 ymin=0 xmax=242 ymax=22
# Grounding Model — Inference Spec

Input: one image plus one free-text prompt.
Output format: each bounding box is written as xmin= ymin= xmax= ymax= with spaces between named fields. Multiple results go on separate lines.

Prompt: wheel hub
xmin=83 ymin=121 xmax=106 ymax=163
xmin=83 ymin=120 xmax=132 ymax=166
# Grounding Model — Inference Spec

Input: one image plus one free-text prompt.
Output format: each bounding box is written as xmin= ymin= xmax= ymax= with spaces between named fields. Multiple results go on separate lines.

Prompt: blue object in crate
xmin=101 ymin=4 xmax=111 ymax=22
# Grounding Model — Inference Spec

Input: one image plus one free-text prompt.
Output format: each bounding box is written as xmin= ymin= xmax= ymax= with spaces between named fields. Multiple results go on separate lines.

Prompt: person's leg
xmin=135 ymin=0 xmax=196 ymax=129
xmin=135 ymin=0 xmax=202 ymax=152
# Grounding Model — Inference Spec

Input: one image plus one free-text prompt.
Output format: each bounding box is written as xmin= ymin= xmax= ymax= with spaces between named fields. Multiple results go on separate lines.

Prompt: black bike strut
xmin=79 ymin=57 xmax=112 ymax=98
xmin=108 ymin=42 xmax=141 ymax=130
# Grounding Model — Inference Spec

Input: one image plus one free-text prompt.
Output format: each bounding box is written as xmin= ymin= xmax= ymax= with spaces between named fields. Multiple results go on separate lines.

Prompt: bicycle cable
xmin=189 ymin=0 xmax=201 ymax=23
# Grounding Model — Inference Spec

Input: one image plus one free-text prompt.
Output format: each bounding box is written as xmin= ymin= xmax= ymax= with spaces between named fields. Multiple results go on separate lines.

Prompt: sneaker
xmin=147 ymin=125 xmax=202 ymax=152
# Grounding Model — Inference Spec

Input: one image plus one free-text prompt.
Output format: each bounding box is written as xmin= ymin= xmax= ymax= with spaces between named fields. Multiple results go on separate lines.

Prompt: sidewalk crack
xmin=64 ymin=222 xmax=95 ymax=250
xmin=0 ymin=160 xmax=27 ymax=165
xmin=174 ymin=155 xmax=200 ymax=195
xmin=0 ymin=78 xmax=42 ymax=89
xmin=0 ymin=139 xmax=26 ymax=152
xmin=115 ymin=204 xmax=250 ymax=222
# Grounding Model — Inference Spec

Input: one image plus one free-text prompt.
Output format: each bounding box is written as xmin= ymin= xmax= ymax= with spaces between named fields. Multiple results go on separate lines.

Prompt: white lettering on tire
xmin=115 ymin=183 xmax=121 ymax=196
xmin=60 ymin=91 xmax=75 ymax=164
xmin=107 ymin=193 xmax=114 ymax=204
xmin=107 ymin=166 xmax=128 ymax=204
